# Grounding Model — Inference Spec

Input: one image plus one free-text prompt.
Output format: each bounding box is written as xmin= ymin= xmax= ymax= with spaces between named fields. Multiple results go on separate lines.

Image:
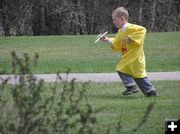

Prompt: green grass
xmin=84 ymin=80 xmax=180 ymax=133
xmin=1 ymin=80 xmax=180 ymax=133
xmin=145 ymin=32 xmax=180 ymax=72
xmin=1 ymin=32 xmax=179 ymax=133
xmin=0 ymin=32 xmax=180 ymax=74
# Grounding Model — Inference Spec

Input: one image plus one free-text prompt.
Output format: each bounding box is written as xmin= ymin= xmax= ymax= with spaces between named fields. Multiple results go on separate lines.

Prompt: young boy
xmin=100 ymin=7 xmax=158 ymax=96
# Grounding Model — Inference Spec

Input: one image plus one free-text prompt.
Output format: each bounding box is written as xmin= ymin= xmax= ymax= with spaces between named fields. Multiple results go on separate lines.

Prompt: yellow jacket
xmin=110 ymin=23 xmax=147 ymax=78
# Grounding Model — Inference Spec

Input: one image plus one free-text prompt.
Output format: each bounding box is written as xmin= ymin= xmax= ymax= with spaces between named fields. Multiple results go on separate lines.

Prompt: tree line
xmin=0 ymin=0 xmax=179 ymax=36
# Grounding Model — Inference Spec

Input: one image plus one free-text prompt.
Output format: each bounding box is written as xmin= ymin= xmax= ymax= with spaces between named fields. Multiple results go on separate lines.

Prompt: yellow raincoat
xmin=110 ymin=23 xmax=147 ymax=78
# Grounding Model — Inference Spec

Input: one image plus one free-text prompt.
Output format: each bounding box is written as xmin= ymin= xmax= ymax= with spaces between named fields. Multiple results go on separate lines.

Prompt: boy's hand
xmin=122 ymin=36 xmax=131 ymax=44
xmin=100 ymin=36 xmax=110 ymax=43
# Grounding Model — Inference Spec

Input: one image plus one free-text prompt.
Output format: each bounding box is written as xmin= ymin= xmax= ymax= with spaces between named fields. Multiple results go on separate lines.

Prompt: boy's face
xmin=112 ymin=13 xmax=125 ymax=29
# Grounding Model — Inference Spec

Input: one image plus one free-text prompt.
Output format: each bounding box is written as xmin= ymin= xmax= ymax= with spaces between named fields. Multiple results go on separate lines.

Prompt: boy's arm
xmin=100 ymin=34 xmax=122 ymax=52
xmin=126 ymin=26 xmax=146 ymax=45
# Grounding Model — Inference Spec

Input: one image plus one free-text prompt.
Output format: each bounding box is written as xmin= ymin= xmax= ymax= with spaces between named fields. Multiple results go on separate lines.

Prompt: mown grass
xmin=84 ymin=80 xmax=180 ymax=133
xmin=145 ymin=32 xmax=180 ymax=72
xmin=0 ymin=40 xmax=180 ymax=134
xmin=0 ymin=32 xmax=180 ymax=74
xmin=1 ymin=80 xmax=180 ymax=133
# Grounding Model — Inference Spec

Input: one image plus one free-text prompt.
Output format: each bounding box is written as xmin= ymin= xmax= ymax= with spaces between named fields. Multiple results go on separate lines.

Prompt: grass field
xmin=85 ymin=80 xmax=180 ymax=133
xmin=1 ymin=80 xmax=180 ymax=133
xmin=0 ymin=32 xmax=180 ymax=133
xmin=0 ymin=32 xmax=180 ymax=74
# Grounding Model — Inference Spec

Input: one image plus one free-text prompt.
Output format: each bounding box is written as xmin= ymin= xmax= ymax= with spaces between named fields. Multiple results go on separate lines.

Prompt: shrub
xmin=0 ymin=51 xmax=154 ymax=134
xmin=0 ymin=51 xmax=97 ymax=134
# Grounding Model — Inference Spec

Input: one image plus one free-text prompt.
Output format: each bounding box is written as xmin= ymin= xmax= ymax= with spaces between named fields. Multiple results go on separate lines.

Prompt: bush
xmin=0 ymin=51 xmax=154 ymax=134
xmin=0 ymin=51 xmax=97 ymax=134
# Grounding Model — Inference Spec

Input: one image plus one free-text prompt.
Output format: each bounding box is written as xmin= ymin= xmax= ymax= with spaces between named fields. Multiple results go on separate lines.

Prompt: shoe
xmin=123 ymin=85 xmax=139 ymax=95
xmin=146 ymin=90 xmax=159 ymax=97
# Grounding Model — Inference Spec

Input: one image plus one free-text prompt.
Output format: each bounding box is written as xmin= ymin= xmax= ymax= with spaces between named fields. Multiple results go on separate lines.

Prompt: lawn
xmin=0 ymin=32 xmax=180 ymax=133
xmin=85 ymin=80 xmax=180 ymax=133
xmin=0 ymin=32 xmax=180 ymax=134
xmin=0 ymin=80 xmax=180 ymax=133
xmin=0 ymin=32 xmax=180 ymax=74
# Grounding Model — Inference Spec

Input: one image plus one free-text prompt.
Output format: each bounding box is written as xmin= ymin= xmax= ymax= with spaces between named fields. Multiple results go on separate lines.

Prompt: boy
xmin=100 ymin=7 xmax=158 ymax=96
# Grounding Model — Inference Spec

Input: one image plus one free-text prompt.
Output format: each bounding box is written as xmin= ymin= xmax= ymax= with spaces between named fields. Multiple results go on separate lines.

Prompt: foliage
xmin=0 ymin=51 xmax=97 ymax=134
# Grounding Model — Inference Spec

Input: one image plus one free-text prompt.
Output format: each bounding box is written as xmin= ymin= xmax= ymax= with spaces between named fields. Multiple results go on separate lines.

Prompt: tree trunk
xmin=151 ymin=0 xmax=156 ymax=31
xmin=2 ymin=16 xmax=10 ymax=36
xmin=138 ymin=0 xmax=144 ymax=25
xmin=32 ymin=0 xmax=46 ymax=35
xmin=39 ymin=0 xmax=46 ymax=34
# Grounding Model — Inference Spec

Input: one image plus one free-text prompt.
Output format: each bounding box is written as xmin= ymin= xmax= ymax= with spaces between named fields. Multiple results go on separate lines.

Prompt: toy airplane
xmin=95 ymin=31 xmax=108 ymax=43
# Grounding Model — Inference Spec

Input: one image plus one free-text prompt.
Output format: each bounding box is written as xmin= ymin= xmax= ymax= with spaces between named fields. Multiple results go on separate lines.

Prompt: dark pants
xmin=117 ymin=71 xmax=156 ymax=95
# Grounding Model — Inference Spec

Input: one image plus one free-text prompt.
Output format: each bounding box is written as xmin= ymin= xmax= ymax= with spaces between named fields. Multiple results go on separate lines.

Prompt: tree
xmin=138 ymin=0 xmax=144 ymax=25
xmin=0 ymin=0 xmax=33 ymax=36
xmin=150 ymin=0 xmax=156 ymax=31
xmin=32 ymin=0 xmax=46 ymax=35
